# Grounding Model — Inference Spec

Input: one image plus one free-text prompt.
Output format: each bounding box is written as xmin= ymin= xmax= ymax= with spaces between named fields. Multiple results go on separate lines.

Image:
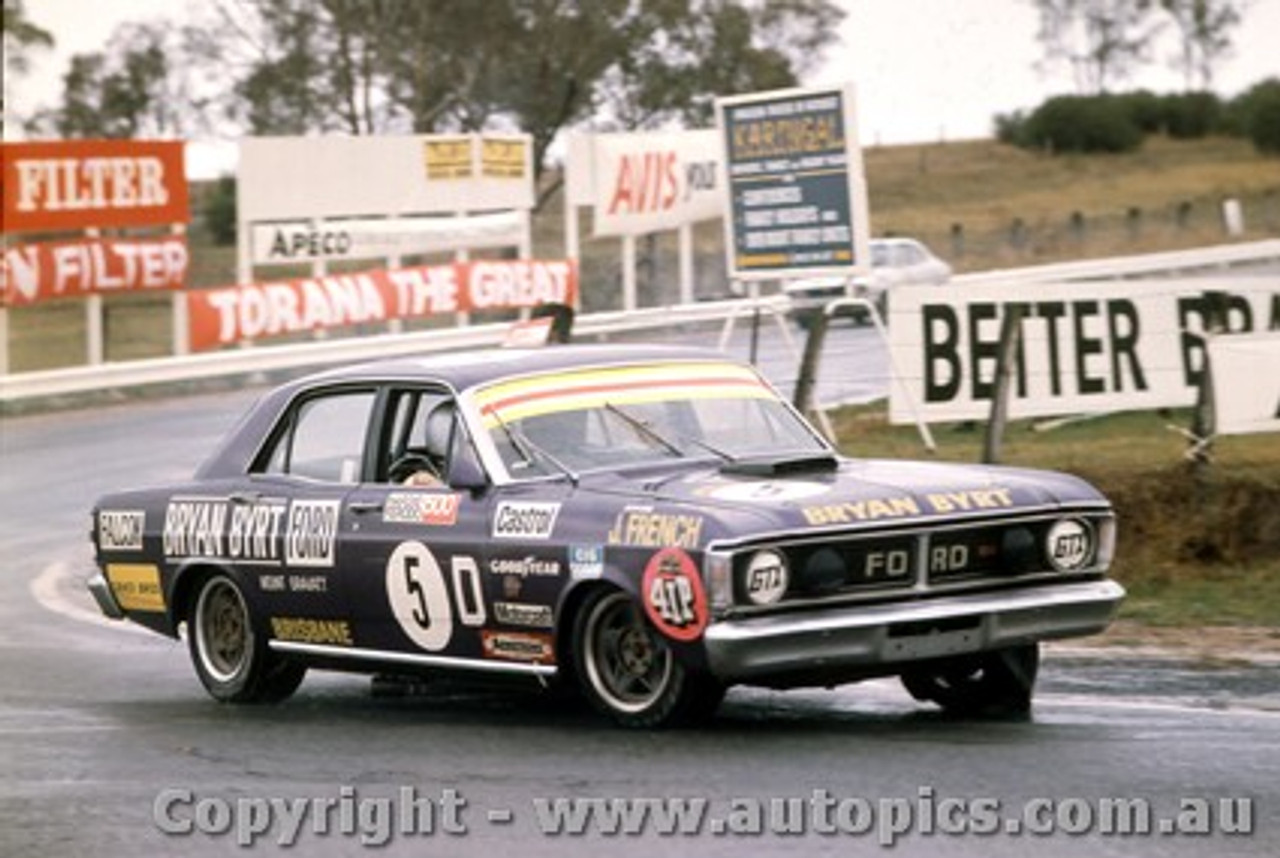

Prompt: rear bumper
xmin=703 ymin=579 xmax=1124 ymax=682
xmin=87 ymin=570 xmax=126 ymax=620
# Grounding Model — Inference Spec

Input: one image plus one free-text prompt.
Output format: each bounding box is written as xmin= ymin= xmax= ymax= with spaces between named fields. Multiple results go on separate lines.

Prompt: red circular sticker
xmin=641 ymin=548 xmax=709 ymax=642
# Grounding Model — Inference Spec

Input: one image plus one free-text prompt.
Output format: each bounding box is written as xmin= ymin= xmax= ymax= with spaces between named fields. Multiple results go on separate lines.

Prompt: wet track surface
xmin=2 ymin=339 xmax=1278 ymax=857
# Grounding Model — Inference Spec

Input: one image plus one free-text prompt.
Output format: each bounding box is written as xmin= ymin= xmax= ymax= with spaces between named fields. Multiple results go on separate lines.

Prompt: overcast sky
xmin=6 ymin=0 xmax=1280 ymax=175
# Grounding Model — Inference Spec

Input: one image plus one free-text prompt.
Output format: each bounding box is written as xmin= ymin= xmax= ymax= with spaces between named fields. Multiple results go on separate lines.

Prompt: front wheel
xmin=573 ymin=588 xmax=723 ymax=728
xmin=188 ymin=572 xmax=306 ymax=703
xmin=900 ymin=643 xmax=1039 ymax=717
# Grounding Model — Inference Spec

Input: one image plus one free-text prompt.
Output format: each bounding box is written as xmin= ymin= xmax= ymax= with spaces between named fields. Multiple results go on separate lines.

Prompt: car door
xmin=342 ymin=386 xmax=498 ymax=662
xmin=233 ymin=385 xmax=379 ymax=650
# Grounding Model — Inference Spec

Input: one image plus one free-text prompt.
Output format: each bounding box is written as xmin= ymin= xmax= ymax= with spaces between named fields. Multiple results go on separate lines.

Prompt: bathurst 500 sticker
xmin=492 ymin=501 xmax=561 ymax=539
xmin=383 ymin=492 xmax=460 ymax=526
xmin=641 ymin=548 xmax=709 ymax=642
xmin=161 ymin=496 xmax=339 ymax=567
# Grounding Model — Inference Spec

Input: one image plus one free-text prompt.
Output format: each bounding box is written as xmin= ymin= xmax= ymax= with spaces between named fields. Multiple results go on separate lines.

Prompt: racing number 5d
xmin=386 ymin=541 xmax=485 ymax=651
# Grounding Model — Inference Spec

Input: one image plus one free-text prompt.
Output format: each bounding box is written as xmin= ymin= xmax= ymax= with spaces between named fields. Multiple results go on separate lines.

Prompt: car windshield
xmin=470 ymin=360 xmax=827 ymax=478
xmin=870 ymin=242 xmax=891 ymax=267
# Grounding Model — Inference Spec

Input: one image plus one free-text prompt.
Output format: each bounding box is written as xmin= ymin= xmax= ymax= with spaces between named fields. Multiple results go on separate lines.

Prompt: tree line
xmin=4 ymin=0 xmax=1272 ymax=190
xmin=3 ymin=0 xmax=843 ymax=204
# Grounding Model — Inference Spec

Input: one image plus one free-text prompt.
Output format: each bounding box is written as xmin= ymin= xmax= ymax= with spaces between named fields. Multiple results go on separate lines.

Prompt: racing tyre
xmin=188 ymin=572 xmax=306 ymax=704
xmin=573 ymin=588 xmax=724 ymax=728
xmin=899 ymin=643 xmax=1039 ymax=717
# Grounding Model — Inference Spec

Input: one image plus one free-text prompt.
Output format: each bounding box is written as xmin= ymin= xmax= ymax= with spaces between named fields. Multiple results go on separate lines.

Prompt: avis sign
xmin=1 ymin=140 xmax=188 ymax=233
xmin=188 ymin=259 xmax=576 ymax=350
xmin=888 ymin=279 xmax=1280 ymax=423
xmin=587 ymin=130 xmax=723 ymax=238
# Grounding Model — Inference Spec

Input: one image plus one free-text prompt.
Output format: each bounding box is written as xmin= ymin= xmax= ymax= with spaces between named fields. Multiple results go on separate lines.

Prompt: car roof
xmin=294 ymin=343 xmax=735 ymax=394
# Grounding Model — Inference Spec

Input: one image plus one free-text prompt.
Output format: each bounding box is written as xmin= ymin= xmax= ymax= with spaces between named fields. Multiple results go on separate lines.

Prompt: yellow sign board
xmin=423 ymin=137 xmax=474 ymax=180
xmin=481 ymin=137 xmax=527 ymax=179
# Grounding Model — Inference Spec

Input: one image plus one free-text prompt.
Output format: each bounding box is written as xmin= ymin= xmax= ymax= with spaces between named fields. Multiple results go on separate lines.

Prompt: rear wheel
xmin=900 ymin=643 xmax=1039 ymax=717
xmin=188 ymin=572 xmax=306 ymax=703
xmin=573 ymin=588 xmax=723 ymax=728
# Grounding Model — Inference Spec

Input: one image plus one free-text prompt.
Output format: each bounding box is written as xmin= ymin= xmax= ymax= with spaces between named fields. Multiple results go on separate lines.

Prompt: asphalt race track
xmin=2 ymin=328 xmax=1278 ymax=857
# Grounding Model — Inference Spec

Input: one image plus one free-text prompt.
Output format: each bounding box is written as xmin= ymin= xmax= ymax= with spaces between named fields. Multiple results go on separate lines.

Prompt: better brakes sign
xmin=888 ymin=278 xmax=1280 ymax=424
xmin=717 ymin=84 xmax=870 ymax=281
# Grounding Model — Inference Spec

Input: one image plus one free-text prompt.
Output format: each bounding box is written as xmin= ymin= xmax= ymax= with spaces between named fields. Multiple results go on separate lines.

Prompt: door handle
xmin=228 ymin=491 xmax=261 ymax=505
xmin=349 ymin=501 xmax=384 ymax=515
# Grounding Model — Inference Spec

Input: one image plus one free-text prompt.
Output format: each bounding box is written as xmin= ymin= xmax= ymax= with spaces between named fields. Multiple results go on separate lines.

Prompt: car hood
xmin=576 ymin=456 xmax=1105 ymax=544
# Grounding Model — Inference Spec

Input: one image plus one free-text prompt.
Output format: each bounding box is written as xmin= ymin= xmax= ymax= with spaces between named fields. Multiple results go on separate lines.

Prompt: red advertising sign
xmin=187 ymin=259 xmax=577 ymax=350
xmin=1 ymin=140 xmax=189 ymax=233
xmin=1 ymin=236 xmax=189 ymax=306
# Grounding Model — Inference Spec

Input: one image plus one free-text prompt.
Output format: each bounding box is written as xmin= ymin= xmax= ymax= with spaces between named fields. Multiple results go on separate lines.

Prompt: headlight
xmin=1045 ymin=518 xmax=1093 ymax=572
xmin=743 ymin=550 xmax=789 ymax=606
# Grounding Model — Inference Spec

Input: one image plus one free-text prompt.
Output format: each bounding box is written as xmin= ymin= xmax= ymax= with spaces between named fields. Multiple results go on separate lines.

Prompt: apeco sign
xmin=1 ymin=140 xmax=189 ymax=233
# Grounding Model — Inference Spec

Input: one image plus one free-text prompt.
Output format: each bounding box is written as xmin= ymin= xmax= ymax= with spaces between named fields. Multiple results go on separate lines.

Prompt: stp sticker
xmin=1046 ymin=519 xmax=1093 ymax=571
xmin=641 ymin=548 xmax=709 ymax=642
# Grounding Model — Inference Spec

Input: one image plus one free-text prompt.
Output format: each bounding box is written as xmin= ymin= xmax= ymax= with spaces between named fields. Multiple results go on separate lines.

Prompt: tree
xmin=3 ymin=0 xmax=53 ymax=124
xmin=1160 ymin=0 xmax=1243 ymax=90
xmin=45 ymin=22 xmax=183 ymax=138
xmin=602 ymin=0 xmax=843 ymax=131
xmin=1030 ymin=0 xmax=1164 ymax=93
xmin=203 ymin=0 xmax=843 ymax=204
xmin=2 ymin=0 xmax=52 ymax=76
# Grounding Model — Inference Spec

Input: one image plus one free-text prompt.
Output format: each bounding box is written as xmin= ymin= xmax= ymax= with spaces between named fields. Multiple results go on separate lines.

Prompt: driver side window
xmin=382 ymin=390 xmax=458 ymax=485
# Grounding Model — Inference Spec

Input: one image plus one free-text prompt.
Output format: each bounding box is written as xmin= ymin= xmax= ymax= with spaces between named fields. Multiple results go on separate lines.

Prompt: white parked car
xmin=785 ymin=237 xmax=952 ymax=327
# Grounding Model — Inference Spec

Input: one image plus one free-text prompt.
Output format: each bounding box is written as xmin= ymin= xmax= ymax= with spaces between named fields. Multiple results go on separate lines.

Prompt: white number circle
xmin=386 ymin=541 xmax=453 ymax=651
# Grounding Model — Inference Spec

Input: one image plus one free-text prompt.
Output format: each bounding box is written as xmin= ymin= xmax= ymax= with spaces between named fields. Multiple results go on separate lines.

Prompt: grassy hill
xmin=861 ymin=135 xmax=1280 ymax=270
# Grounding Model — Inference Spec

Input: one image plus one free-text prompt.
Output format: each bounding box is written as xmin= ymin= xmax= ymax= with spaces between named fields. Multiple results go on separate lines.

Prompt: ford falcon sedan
xmin=89 ymin=344 xmax=1123 ymax=727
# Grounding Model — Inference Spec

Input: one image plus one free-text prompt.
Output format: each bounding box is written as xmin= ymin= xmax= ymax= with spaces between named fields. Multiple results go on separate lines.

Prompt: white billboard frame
xmin=236 ymin=134 xmax=535 ymax=298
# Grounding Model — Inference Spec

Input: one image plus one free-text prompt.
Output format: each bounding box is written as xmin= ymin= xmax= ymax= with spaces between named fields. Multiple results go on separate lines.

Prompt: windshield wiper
xmin=604 ymin=402 xmax=736 ymax=463
xmin=603 ymin=403 xmax=684 ymax=458
xmin=489 ymin=410 xmax=578 ymax=485
xmin=678 ymin=435 xmax=736 ymax=464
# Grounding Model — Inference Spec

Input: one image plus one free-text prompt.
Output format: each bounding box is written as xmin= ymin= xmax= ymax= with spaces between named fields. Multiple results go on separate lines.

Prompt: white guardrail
xmin=3 ymin=240 xmax=1278 ymax=405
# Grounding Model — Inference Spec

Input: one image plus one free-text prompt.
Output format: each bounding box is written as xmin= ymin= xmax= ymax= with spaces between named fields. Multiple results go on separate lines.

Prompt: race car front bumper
xmin=703 ymin=579 xmax=1124 ymax=683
